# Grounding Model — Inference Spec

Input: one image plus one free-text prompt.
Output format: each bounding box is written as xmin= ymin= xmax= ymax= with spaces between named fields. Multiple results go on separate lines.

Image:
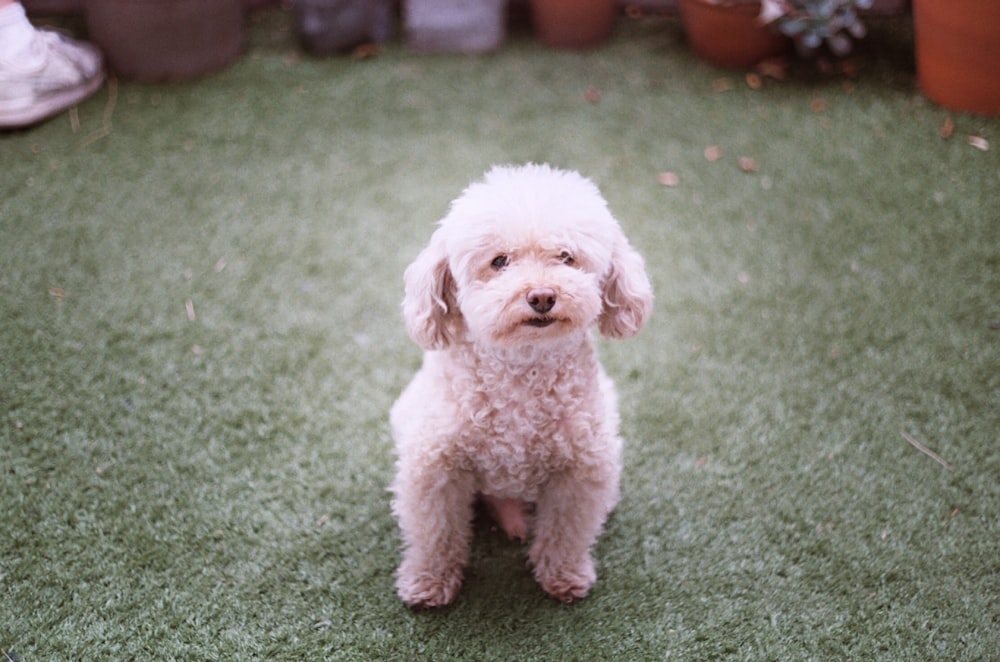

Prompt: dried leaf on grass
xmin=712 ymin=77 xmax=735 ymax=93
xmin=755 ymin=57 xmax=789 ymax=81
xmin=351 ymin=43 xmax=380 ymax=59
xmin=967 ymin=135 xmax=989 ymax=151
xmin=817 ymin=57 xmax=862 ymax=78
xmin=938 ymin=117 xmax=955 ymax=140
xmin=658 ymin=172 xmax=680 ymax=187
xmin=712 ymin=77 xmax=736 ymax=92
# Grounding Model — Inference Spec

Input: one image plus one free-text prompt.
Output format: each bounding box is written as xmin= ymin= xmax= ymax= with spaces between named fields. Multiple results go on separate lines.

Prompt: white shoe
xmin=0 ymin=29 xmax=104 ymax=129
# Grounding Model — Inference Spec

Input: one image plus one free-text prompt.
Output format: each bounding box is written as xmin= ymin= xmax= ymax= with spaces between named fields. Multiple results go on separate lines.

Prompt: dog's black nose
xmin=526 ymin=288 xmax=556 ymax=314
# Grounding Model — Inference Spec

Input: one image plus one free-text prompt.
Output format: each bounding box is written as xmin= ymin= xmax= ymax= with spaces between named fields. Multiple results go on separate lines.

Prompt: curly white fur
xmin=390 ymin=164 xmax=653 ymax=608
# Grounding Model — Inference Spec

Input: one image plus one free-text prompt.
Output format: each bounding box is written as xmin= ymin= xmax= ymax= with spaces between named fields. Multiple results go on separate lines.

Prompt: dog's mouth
xmin=523 ymin=317 xmax=558 ymax=328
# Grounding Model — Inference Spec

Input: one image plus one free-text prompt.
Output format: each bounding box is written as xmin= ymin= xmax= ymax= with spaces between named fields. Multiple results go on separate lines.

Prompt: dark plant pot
xmin=22 ymin=0 xmax=84 ymax=15
xmin=294 ymin=0 xmax=394 ymax=55
xmin=913 ymin=0 xmax=1000 ymax=115
xmin=85 ymin=0 xmax=244 ymax=82
xmin=244 ymin=0 xmax=280 ymax=10
xmin=679 ymin=0 xmax=789 ymax=68
xmin=530 ymin=0 xmax=616 ymax=50
xmin=404 ymin=0 xmax=506 ymax=53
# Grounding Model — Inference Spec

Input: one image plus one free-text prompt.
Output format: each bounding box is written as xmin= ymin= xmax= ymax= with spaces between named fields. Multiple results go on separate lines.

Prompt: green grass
xmin=2 ymin=10 xmax=998 ymax=660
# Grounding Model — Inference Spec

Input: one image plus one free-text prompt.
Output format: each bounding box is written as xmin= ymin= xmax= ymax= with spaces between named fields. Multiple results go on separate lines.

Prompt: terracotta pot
xmin=913 ymin=0 xmax=1000 ymax=115
xmin=679 ymin=0 xmax=789 ymax=68
xmin=85 ymin=0 xmax=244 ymax=82
xmin=531 ymin=0 xmax=616 ymax=49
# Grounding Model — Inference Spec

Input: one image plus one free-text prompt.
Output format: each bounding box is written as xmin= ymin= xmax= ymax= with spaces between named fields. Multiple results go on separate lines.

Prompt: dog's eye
xmin=559 ymin=251 xmax=575 ymax=266
xmin=491 ymin=255 xmax=510 ymax=270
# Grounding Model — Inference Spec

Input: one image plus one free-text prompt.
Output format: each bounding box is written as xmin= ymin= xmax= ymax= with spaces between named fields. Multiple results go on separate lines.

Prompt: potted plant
xmin=757 ymin=0 xmax=871 ymax=56
xmin=85 ymin=0 xmax=244 ymax=82
xmin=678 ymin=0 xmax=790 ymax=68
xmin=530 ymin=0 xmax=617 ymax=50
xmin=403 ymin=0 xmax=506 ymax=53
xmin=912 ymin=0 xmax=1000 ymax=115
xmin=293 ymin=0 xmax=394 ymax=56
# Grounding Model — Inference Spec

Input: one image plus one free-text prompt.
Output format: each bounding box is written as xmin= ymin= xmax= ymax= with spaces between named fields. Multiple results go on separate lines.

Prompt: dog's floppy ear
xmin=598 ymin=234 xmax=653 ymax=339
xmin=402 ymin=229 xmax=461 ymax=349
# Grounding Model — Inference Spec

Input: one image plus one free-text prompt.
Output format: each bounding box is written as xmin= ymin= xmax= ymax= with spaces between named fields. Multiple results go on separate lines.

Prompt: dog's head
xmin=402 ymin=164 xmax=653 ymax=350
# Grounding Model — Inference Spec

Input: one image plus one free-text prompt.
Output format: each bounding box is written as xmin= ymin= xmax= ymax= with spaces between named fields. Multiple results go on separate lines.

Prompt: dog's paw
xmin=534 ymin=556 xmax=596 ymax=604
xmin=396 ymin=567 xmax=463 ymax=609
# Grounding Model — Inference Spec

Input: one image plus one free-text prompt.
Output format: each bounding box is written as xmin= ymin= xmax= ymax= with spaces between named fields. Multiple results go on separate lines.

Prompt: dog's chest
xmin=453 ymin=349 xmax=599 ymax=496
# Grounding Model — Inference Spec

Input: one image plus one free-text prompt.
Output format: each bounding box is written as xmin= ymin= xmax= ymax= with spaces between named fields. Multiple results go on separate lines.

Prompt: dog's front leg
xmin=529 ymin=471 xmax=618 ymax=603
xmin=391 ymin=461 xmax=475 ymax=609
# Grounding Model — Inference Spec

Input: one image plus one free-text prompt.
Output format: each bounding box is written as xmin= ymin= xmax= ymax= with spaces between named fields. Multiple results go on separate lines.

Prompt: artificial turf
xmin=1 ymin=8 xmax=998 ymax=660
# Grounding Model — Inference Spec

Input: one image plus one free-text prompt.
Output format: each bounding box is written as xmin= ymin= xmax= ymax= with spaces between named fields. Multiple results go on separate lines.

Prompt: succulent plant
xmin=758 ymin=0 xmax=872 ymax=56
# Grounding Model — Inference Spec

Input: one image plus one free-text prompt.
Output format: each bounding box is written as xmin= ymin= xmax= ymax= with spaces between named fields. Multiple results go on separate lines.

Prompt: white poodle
xmin=390 ymin=164 xmax=653 ymax=608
